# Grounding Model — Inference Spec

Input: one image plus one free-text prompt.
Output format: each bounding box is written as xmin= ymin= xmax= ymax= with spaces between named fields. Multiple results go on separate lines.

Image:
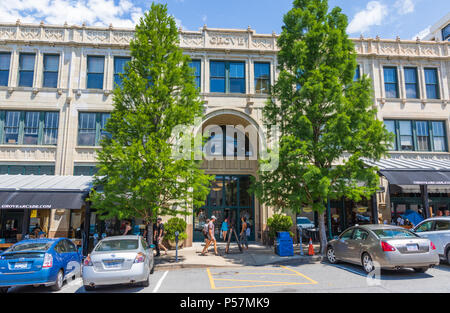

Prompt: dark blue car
xmin=0 ymin=238 xmax=82 ymax=293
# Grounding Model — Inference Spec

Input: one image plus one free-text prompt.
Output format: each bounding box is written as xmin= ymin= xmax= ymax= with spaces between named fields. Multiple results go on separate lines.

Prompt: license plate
xmin=14 ymin=262 xmax=28 ymax=269
xmin=104 ymin=260 xmax=122 ymax=267
xmin=406 ymin=244 xmax=419 ymax=252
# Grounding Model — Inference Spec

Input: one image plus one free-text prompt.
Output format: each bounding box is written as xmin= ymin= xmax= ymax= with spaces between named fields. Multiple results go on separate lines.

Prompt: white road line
xmin=329 ymin=264 xmax=367 ymax=277
xmin=152 ymin=271 xmax=169 ymax=293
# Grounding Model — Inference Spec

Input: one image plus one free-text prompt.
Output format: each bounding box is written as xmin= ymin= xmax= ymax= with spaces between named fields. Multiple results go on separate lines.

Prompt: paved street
xmin=7 ymin=261 xmax=450 ymax=293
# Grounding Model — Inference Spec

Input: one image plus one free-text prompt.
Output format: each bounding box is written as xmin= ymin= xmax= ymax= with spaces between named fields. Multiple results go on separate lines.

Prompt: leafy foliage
xmin=89 ymin=3 xmax=213 ymax=230
xmin=164 ymin=217 xmax=188 ymax=242
xmin=253 ymin=0 xmax=393 ymax=253
xmin=267 ymin=214 xmax=294 ymax=239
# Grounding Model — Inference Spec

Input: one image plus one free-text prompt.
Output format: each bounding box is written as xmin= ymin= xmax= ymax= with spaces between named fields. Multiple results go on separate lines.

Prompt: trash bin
xmin=275 ymin=232 xmax=294 ymax=256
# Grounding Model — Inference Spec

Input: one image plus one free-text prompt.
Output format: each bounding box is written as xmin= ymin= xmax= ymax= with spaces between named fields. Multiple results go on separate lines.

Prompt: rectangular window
xmin=254 ymin=62 xmax=270 ymax=94
xmin=384 ymin=120 xmax=396 ymax=150
xmin=432 ymin=121 xmax=446 ymax=152
xmin=354 ymin=65 xmax=360 ymax=81
xmin=229 ymin=62 xmax=245 ymax=93
xmin=384 ymin=119 xmax=447 ymax=152
xmin=4 ymin=111 xmax=20 ymax=144
xmin=210 ymin=61 xmax=245 ymax=94
xmin=404 ymin=67 xmax=419 ymax=99
xmin=113 ymin=56 xmax=131 ymax=89
xmin=424 ymin=68 xmax=439 ymax=99
xmin=78 ymin=112 xmax=110 ymax=146
xmin=0 ymin=165 xmax=55 ymax=175
xmin=415 ymin=121 xmax=430 ymax=151
xmin=189 ymin=60 xmax=201 ymax=90
xmin=399 ymin=120 xmax=414 ymax=151
xmin=43 ymin=112 xmax=59 ymax=145
xmin=42 ymin=54 xmax=59 ymax=88
xmin=18 ymin=53 xmax=35 ymax=87
xmin=23 ymin=111 xmax=40 ymax=145
xmin=442 ymin=23 xmax=450 ymax=41
xmin=383 ymin=67 xmax=398 ymax=98
xmin=210 ymin=61 xmax=226 ymax=93
xmin=0 ymin=52 xmax=11 ymax=86
xmin=1 ymin=111 xmax=58 ymax=145
xmin=87 ymin=56 xmax=105 ymax=89
xmin=74 ymin=166 xmax=98 ymax=176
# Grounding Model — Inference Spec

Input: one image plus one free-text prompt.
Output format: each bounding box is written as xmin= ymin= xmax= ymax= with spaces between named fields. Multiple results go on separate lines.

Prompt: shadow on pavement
xmin=321 ymin=260 xmax=437 ymax=281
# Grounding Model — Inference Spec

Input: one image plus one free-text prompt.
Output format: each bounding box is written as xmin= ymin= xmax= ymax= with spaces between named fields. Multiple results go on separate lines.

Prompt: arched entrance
xmin=193 ymin=110 xmax=262 ymax=242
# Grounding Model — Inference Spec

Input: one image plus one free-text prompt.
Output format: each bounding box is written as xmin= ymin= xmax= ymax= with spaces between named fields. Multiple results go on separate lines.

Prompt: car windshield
xmin=297 ymin=218 xmax=311 ymax=224
xmin=6 ymin=242 xmax=52 ymax=252
xmin=373 ymin=229 xmax=418 ymax=239
xmin=95 ymin=239 xmax=139 ymax=252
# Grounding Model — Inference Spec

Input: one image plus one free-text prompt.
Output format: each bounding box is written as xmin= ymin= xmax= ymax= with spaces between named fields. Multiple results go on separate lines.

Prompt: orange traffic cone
xmin=308 ymin=238 xmax=315 ymax=256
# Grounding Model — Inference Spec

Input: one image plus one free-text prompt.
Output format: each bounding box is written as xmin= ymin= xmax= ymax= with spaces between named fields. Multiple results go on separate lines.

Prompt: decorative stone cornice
xmin=0 ymin=22 xmax=448 ymax=59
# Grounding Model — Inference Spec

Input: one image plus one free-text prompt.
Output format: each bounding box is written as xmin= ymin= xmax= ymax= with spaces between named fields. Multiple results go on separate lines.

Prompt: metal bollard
xmin=298 ymin=226 xmax=304 ymax=256
xmin=175 ymin=231 xmax=179 ymax=263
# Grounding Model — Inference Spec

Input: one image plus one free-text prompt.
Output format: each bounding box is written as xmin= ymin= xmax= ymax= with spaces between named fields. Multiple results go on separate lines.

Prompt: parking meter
xmin=175 ymin=231 xmax=179 ymax=262
xmin=297 ymin=226 xmax=304 ymax=256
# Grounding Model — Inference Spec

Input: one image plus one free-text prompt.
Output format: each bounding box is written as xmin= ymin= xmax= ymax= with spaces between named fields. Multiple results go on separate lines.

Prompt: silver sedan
xmin=326 ymin=225 xmax=439 ymax=274
xmin=82 ymin=235 xmax=155 ymax=291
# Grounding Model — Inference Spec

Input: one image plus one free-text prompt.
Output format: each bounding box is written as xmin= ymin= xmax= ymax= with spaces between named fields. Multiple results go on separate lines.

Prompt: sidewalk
xmin=154 ymin=241 xmax=323 ymax=271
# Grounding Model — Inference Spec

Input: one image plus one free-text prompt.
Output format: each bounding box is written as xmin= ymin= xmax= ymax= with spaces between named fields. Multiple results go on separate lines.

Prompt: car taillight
xmin=430 ymin=241 xmax=436 ymax=250
xmin=381 ymin=241 xmax=396 ymax=252
xmin=83 ymin=255 xmax=93 ymax=266
xmin=134 ymin=252 xmax=145 ymax=263
xmin=42 ymin=253 xmax=53 ymax=268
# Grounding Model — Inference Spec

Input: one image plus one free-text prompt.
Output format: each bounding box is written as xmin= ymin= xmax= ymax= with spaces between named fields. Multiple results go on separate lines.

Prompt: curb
xmin=154 ymin=255 xmax=323 ymax=271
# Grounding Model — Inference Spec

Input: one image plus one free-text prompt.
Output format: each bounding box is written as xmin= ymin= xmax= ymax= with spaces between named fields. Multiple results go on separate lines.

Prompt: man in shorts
xmin=201 ymin=216 xmax=219 ymax=256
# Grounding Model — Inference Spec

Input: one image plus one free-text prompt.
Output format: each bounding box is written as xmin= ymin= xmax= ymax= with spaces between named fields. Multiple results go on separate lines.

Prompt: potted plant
xmin=164 ymin=217 xmax=187 ymax=249
xmin=267 ymin=214 xmax=294 ymax=250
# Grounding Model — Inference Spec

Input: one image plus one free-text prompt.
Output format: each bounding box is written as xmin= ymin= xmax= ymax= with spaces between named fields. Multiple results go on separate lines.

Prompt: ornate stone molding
xmin=0 ymin=22 xmax=447 ymax=58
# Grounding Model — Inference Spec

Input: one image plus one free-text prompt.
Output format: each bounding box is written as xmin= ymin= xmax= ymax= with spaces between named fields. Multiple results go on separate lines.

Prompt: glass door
xmin=193 ymin=175 xmax=255 ymax=242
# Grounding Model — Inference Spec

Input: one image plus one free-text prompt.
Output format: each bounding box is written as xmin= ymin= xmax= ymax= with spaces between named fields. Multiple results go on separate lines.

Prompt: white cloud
xmin=0 ymin=0 xmax=144 ymax=27
xmin=394 ymin=0 xmax=415 ymax=15
xmin=347 ymin=1 xmax=388 ymax=34
xmin=412 ymin=25 xmax=431 ymax=40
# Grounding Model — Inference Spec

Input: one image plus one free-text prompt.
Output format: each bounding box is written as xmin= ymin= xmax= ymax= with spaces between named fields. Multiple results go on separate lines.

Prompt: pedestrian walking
xmin=201 ymin=216 xmax=219 ymax=256
xmin=240 ymin=216 xmax=248 ymax=250
xmin=202 ymin=219 xmax=210 ymax=244
xmin=153 ymin=218 xmax=168 ymax=257
xmin=221 ymin=218 xmax=229 ymax=242
xmin=122 ymin=221 xmax=132 ymax=235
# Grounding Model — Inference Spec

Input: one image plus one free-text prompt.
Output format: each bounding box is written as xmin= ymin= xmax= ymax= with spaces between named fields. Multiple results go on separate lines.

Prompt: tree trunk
xmin=146 ymin=210 xmax=154 ymax=245
xmin=318 ymin=212 xmax=328 ymax=255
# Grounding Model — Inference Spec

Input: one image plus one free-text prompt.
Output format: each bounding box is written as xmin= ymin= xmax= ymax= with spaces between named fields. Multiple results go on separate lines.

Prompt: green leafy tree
xmin=89 ymin=3 xmax=213 ymax=243
xmin=253 ymin=0 xmax=393 ymax=254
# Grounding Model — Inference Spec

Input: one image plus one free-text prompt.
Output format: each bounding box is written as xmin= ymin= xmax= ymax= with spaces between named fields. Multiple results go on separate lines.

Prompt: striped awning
xmin=364 ymin=158 xmax=450 ymax=186
xmin=363 ymin=158 xmax=450 ymax=171
xmin=0 ymin=175 xmax=94 ymax=209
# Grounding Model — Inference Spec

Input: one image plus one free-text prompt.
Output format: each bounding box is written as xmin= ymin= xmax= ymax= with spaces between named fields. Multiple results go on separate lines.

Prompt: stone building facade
xmin=0 ymin=20 xmax=448 ymax=245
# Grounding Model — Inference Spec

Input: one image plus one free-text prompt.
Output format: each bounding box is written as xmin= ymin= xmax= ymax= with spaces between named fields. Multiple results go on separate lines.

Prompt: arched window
xmin=204 ymin=125 xmax=254 ymax=158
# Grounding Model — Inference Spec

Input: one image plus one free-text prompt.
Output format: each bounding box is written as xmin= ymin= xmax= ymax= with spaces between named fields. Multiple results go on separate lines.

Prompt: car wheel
xmin=0 ymin=287 xmax=9 ymax=294
xmin=51 ymin=270 xmax=64 ymax=291
xmin=150 ymin=262 xmax=155 ymax=274
xmin=413 ymin=267 xmax=428 ymax=273
xmin=327 ymin=246 xmax=338 ymax=264
xmin=446 ymin=249 xmax=450 ymax=265
xmin=362 ymin=253 xmax=375 ymax=274
xmin=84 ymin=285 xmax=95 ymax=292
xmin=140 ymin=274 xmax=150 ymax=287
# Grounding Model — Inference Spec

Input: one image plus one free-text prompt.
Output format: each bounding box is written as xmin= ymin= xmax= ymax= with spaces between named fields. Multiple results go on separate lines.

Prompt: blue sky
xmin=1 ymin=0 xmax=449 ymax=39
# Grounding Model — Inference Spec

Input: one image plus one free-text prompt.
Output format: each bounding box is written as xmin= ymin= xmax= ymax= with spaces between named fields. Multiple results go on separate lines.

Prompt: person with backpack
xmin=202 ymin=219 xmax=210 ymax=243
xmin=240 ymin=216 xmax=249 ymax=250
xmin=201 ymin=216 xmax=219 ymax=256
